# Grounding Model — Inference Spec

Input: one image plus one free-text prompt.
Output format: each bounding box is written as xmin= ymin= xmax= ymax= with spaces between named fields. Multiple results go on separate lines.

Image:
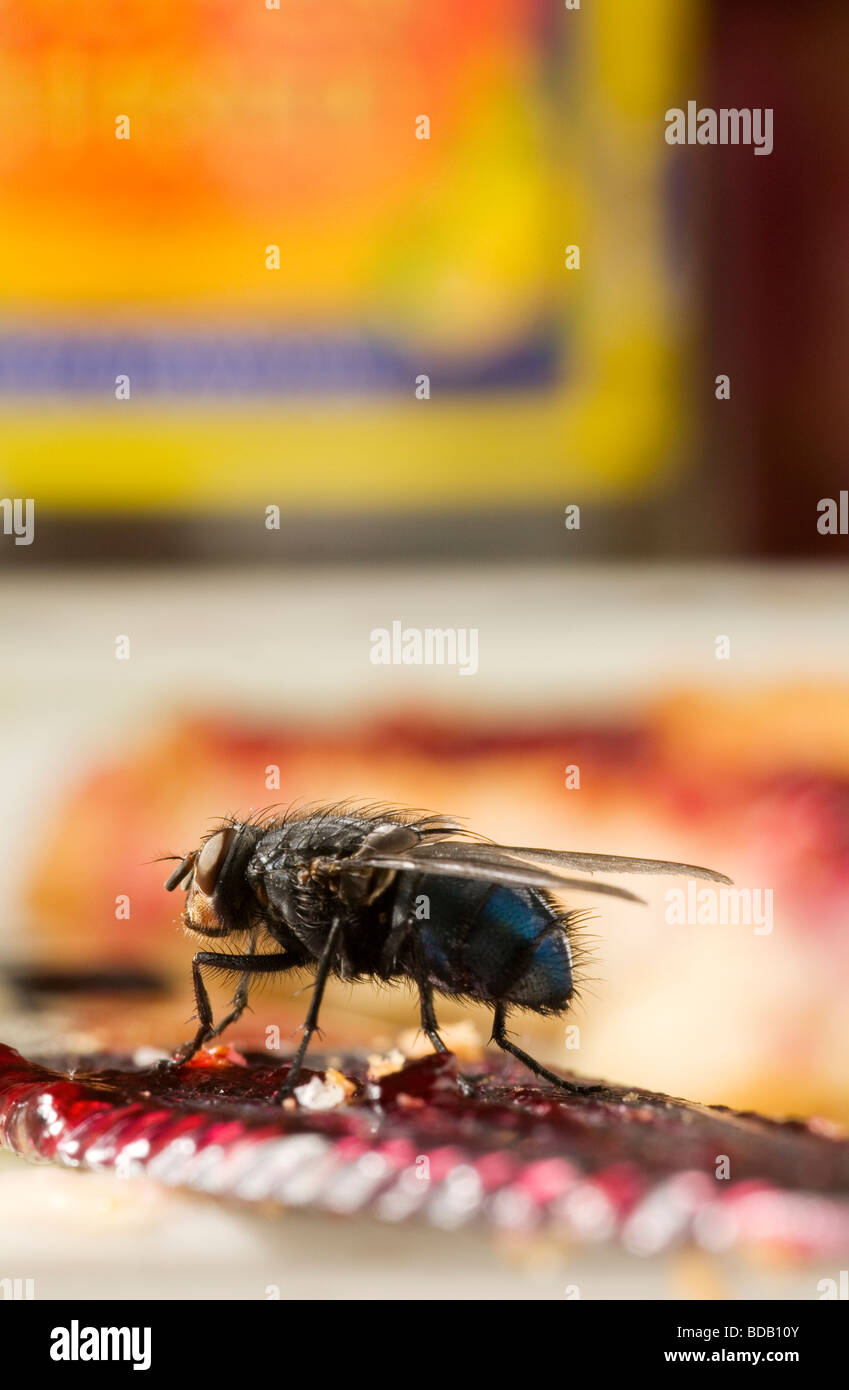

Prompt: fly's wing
xmin=334 ymin=846 xmax=646 ymax=903
xmin=409 ymin=840 xmax=733 ymax=886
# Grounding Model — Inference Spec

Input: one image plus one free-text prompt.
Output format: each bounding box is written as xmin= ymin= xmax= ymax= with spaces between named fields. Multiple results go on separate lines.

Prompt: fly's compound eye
xmin=195 ymin=828 xmax=235 ymax=897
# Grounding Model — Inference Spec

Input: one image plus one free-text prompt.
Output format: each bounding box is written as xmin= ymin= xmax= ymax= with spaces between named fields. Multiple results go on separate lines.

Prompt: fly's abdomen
xmin=414 ymin=877 xmax=574 ymax=1012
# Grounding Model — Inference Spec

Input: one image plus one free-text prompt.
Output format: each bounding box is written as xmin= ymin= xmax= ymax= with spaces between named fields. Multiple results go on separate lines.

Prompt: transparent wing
xmin=413 ymin=840 xmax=733 ymax=886
xmin=335 ymin=848 xmax=646 ymax=903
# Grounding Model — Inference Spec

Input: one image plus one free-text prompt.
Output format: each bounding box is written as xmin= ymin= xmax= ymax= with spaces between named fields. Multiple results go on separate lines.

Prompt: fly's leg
xmin=207 ymin=931 xmax=258 ymax=1039
xmin=207 ymin=972 xmax=251 ymax=1041
xmin=418 ymin=983 xmax=448 ymax=1057
xmin=170 ymin=954 xmax=215 ymax=1064
xmin=167 ymin=952 xmax=292 ymax=1065
xmin=491 ymin=1002 xmax=603 ymax=1096
xmin=414 ymin=945 xmax=475 ymax=1095
xmin=379 ymin=916 xmax=414 ymax=974
xmin=277 ymin=918 xmax=342 ymax=1101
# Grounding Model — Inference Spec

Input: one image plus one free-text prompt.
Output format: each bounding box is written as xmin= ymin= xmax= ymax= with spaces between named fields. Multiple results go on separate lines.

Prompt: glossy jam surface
xmin=1 ymin=1041 xmax=848 ymax=1256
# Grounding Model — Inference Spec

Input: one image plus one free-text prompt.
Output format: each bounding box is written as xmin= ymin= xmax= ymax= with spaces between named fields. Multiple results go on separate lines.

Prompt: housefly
xmin=163 ymin=804 xmax=731 ymax=1097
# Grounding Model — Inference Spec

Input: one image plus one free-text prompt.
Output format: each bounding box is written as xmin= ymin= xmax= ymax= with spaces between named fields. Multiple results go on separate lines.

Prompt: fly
xmin=162 ymin=803 xmax=731 ymax=1098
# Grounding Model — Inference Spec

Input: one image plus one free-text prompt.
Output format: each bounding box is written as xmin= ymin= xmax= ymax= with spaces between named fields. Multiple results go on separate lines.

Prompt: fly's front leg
xmin=207 ymin=971 xmax=251 ymax=1041
xmin=169 ymin=955 xmax=215 ymax=1064
xmin=207 ymin=931 xmax=258 ymax=1040
xmin=277 ymin=918 xmax=342 ymax=1101
xmin=166 ymin=951 xmax=293 ymax=1066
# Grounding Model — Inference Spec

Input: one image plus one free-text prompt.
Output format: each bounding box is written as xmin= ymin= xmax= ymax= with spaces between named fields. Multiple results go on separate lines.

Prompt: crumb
xmin=325 ymin=1067 xmax=357 ymax=1098
xmin=183 ymin=1044 xmax=248 ymax=1070
xmin=132 ymin=1046 xmax=171 ymax=1069
xmin=367 ymin=1049 xmax=406 ymax=1080
xmin=293 ymin=1069 xmax=355 ymax=1111
xmin=398 ymin=1020 xmax=484 ymax=1062
xmin=395 ymin=1093 xmax=425 ymax=1110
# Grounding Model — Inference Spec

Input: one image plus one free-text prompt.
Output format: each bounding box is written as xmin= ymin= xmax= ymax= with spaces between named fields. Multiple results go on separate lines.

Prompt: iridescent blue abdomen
xmin=405 ymin=874 xmax=574 ymax=1012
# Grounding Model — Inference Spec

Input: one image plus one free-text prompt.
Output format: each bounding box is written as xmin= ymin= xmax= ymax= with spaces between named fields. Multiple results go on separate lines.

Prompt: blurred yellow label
xmin=0 ymin=0 xmax=699 ymax=511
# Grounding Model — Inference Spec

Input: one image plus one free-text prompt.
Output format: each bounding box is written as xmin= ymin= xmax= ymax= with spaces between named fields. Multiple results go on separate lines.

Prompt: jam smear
xmin=1 ymin=1040 xmax=848 ymax=1257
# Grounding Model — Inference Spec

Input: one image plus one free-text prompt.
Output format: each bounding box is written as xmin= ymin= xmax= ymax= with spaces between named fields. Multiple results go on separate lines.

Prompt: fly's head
xmin=164 ymin=821 xmax=264 ymax=938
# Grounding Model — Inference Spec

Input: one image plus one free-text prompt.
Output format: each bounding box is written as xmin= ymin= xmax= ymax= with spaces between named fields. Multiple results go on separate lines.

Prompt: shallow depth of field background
xmin=1 ymin=0 xmax=848 ymax=1129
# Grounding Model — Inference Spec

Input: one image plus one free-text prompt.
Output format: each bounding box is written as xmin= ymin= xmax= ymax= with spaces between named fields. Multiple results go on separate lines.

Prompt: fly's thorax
xmin=249 ymin=844 xmax=338 ymax=949
xmin=257 ymin=813 xmax=369 ymax=862
xmin=249 ymin=816 xmax=404 ymax=957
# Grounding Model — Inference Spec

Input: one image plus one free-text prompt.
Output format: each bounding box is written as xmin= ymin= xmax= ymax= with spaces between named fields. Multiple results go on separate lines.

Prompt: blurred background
xmin=1 ymin=0 xmax=848 ymax=1155
xmin=1 ymin=0 xmax=847 ymax=562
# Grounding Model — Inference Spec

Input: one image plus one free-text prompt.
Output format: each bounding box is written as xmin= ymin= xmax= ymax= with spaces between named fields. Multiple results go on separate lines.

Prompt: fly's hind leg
xmin=418 ymin=984 xmax=448 ymax=1057
xmin=491 ymin=1002 xmax=603 ymax=1096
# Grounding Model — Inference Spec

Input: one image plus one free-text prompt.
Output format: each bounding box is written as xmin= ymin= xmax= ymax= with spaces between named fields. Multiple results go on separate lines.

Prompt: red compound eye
xmin=195 ymin=828 xmax=234 ymax=896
